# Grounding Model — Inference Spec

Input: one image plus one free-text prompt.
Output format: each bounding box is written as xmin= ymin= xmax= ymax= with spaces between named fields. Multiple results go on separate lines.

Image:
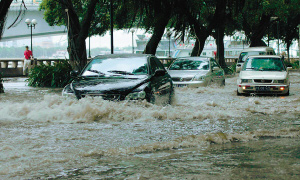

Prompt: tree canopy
xmin=38 ymin=0 xmax=300 ymax=69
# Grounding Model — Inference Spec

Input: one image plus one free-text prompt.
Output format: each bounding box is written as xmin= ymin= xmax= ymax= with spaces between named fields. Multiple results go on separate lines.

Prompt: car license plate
xmin=255 ymin=86 xmax=270 ymax=91
xmin=174 ymin=84 xmax=187 ymax=87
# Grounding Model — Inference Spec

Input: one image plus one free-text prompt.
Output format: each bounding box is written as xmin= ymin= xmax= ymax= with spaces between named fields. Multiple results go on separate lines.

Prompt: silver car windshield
xmin=239 ymin=51 xmax=267 ymax=63
xmin=242 ymin=58 xmax=285 ymax=71
xmin=82 ymin=57 xmax=148 ymax=76
xmin=169 ymin=59 xmax=209 ymax=70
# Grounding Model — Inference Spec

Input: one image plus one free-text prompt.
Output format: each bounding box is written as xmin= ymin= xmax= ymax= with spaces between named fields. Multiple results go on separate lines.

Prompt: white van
xmin=236 ymin=47 xmax=276 ymax=73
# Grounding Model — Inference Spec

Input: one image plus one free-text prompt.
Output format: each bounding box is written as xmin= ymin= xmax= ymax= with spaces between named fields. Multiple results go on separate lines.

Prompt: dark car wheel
xmin=148 ymin=92 xmax=156 ymax=104
xmin=168 ymin=89 xmax=175 ymax=105
xmin=221 ymin=79 xmax=225 ymax=86
xmin=237 ymin=89 xmax=242 ymax=96
xmin=282 ymin=90 xmax=290 ymax=96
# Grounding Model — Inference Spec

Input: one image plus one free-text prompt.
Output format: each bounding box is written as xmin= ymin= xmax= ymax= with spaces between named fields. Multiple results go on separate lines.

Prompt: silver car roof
xmin=247 ymin=55 xmax=281 ymax=58
xmin=177 ymin=56 xmax=211 ymax=61
xmin=240 ymin=47 xmax=274 ymax=53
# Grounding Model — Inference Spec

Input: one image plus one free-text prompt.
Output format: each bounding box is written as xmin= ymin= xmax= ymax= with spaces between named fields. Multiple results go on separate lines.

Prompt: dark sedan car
xmin=62 ymin=54 xmax=174 ymax=104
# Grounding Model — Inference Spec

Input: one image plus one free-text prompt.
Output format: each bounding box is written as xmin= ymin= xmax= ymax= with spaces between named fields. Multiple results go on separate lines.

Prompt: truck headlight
xmin=125 ymin=91 xmax=146 ymax=100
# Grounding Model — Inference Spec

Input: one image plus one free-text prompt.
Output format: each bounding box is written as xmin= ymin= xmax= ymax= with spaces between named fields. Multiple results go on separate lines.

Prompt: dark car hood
xmin=72 ymin=75 xmax=149 ymax=95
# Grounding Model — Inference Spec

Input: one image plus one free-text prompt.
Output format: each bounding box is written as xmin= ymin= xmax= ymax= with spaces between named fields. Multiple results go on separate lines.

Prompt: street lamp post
xmin=270 ymin=17 xmax=279 ymax=52
xmin=131 ymin=29 xmax=135 ymax=54
xmin=25 ymin=19 xmax=37 ymax=54
xmin=298 ymin=25 xmax=300 ymax=67
xmin=166 ymin=31 xmax=172 ymax=57
xmin=277 ymin=21 xmax=280 ymax=55
xmin=110 ymin=0 xmax=114 ymax=54
xmin=88 ymin=36 xmax=91 ymax=58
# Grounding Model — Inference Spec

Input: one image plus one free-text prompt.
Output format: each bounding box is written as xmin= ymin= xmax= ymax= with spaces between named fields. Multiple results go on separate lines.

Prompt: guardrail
xmin=0 ymin=58 xmax=65 ymax=77
xmin=0 ymin=57 xmax=299 ymax=77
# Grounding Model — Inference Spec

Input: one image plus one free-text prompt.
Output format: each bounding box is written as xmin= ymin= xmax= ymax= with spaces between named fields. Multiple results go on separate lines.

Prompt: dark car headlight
xmin=125 ymin=83 xmax=148 ymax=100
xmin=62 ymin=84 xmax=77 ymax=98
xmin=125 ymin=90 xmax=146 ymax=100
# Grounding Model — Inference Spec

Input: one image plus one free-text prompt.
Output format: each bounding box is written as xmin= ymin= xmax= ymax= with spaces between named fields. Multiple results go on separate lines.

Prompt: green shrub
xmin=27 ymin=60 xmax=73 ymax=87
xmin=285 ymin=60 xmax=299 ymax=69
xmin=0 ymin=73 xmax=4 ymax=93
xmin=224 ymin=63 xmax=236 ymax=75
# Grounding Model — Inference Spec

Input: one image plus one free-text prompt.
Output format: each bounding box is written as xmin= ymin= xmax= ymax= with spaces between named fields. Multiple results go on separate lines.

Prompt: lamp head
xmin=31 ymin=19 xmax=37 ymax=25
xmin=25 ymin=19 xmax=31 ymax=25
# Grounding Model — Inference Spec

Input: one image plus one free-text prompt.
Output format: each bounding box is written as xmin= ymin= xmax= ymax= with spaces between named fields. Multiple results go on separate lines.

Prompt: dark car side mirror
xmin=154 ymin=69 xmax=166 ymax=77
xmin=70 ymin=70 xmax=79 ymax=77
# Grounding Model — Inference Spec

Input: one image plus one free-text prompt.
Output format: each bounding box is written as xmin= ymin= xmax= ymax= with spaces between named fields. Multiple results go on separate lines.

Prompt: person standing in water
xmin=23 ymin=46 xmax=33 ymax=75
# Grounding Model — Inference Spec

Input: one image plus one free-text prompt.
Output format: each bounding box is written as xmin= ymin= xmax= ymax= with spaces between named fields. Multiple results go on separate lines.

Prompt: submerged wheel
xmin=221 ymin=79 xmax=225 ymax=86
xmin=168 ymin=88 xmax=175 ymax=105
xmin=282 ymin=90 xmax=290 ymax=96
xmin=149 ymin=92 xmax=156 ymax=104
xmin=237 ymin=89 xmax=242 ymax=96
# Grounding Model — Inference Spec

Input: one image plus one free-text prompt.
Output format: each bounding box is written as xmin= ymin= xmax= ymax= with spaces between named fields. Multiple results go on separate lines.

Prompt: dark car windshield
xmin=238 ymin=51 xmax=267 ymax=63
xmin=169 ymin=59 xmax=209 ymax=70
xmin=242 ymin=58 xmax=285 ymax=71
xmin=82 ymin=57 xmax=148 ymax=76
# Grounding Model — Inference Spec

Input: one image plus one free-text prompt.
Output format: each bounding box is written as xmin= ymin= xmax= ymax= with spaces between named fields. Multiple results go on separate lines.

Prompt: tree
xmin=115 ymin=0 xmax=175 ymax=55
xmin=40 ymin=0 xmax=110 ymax=70
xmin=275 ymin=0 xmax=300 ymax=61
xmin=0 ymin=0 xmax=13 ymax=40
xmin=178 ymin=0 xmax=230 ymax=68
xmin=0 ymin=0 xmax=14 ymax=93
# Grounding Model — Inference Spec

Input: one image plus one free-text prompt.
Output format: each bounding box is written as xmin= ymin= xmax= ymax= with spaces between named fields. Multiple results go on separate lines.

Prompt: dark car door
xmin=149 ymin=56 xmax=173 ymax=99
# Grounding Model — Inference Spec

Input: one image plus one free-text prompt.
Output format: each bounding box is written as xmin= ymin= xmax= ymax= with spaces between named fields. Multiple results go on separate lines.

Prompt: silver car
xmin=237 ymin=55 xmax=291 ymax=96
xmin=167 ymin=57 xmax=225 ymax=88
xmin=236 ymin=47 xmax=276 ymax=73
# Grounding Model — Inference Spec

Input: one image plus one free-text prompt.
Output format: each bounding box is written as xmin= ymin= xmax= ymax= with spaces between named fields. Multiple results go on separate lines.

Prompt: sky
xmin=52 ymin=29 xmax=148 ymax=49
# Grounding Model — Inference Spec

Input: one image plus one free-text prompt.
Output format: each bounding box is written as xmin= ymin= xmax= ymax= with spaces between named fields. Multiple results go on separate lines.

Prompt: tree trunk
xmin=191 ymin=32 xmax=210 ymax=56
xmin=249 ymin=15 xmax=270 ymax=47
xmin=60 ymin=0 xmax=98 ymax=71
xmin=286 ymin=41 xmax=290 ymax=63
xmin=0 ymin=0 xmax=13 ymax=40
xmin=213 ymin=0 xmax=227 ymax=68
xmin=191 ymin=39 xmax=200 ymax=56
xmin=187 ymin=16 xmax=211 ymax=57
xmin=0 ymin=0 xmax=13 ymax=93
xmin=143 ymin=15 xmax=170 ymax=55
xmin=216 ymin=27 xmax=226 ymax=68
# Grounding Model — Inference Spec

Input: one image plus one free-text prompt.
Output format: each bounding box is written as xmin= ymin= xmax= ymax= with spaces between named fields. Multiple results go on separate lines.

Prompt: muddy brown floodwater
xmin=1 ymin=72 xmax=300 ymax=179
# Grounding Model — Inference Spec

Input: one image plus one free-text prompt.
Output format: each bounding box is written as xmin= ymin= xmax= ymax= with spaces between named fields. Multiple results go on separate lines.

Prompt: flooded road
xmin=1 ymin=72 xmax=300 ymax=179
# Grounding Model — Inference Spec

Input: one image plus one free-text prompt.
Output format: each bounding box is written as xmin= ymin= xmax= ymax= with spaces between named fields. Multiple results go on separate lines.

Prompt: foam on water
xmin=0 ymin=91 xmax=245 ymax=124
xmin=1 ymin=72 xmax=300 ymax=178
xmin=82 ymin=127 xmax=300 ymax=157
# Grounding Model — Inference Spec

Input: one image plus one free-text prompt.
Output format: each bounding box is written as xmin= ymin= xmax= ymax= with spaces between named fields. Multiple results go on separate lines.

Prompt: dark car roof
xmin=177 ymin=56 xmax=211 ymax=61
xmin=93 ymin=53 xmax=153 ymax=59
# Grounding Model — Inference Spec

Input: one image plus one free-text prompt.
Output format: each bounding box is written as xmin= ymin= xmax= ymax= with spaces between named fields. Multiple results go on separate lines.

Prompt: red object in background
xmin=24 ymin=50 xmax=33 ymax=60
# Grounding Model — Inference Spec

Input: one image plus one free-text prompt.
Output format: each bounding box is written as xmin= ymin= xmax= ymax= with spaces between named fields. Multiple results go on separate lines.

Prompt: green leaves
xmin=27 ymin=60 xmax=73 ymax=88
xmin=40 ymin=0 xmax=110 ymax=36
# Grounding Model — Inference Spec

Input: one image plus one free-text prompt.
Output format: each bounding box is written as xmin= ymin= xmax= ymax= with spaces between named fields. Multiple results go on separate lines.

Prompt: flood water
xmin=1 ymin=72 xmax=300 ymax=179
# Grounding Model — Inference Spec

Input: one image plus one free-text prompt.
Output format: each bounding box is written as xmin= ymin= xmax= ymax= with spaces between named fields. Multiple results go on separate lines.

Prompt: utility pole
xmin=298 ymin=25 xmax=300 ymax=67
xmin=110 ymin=0 xmax=114 ymax=54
